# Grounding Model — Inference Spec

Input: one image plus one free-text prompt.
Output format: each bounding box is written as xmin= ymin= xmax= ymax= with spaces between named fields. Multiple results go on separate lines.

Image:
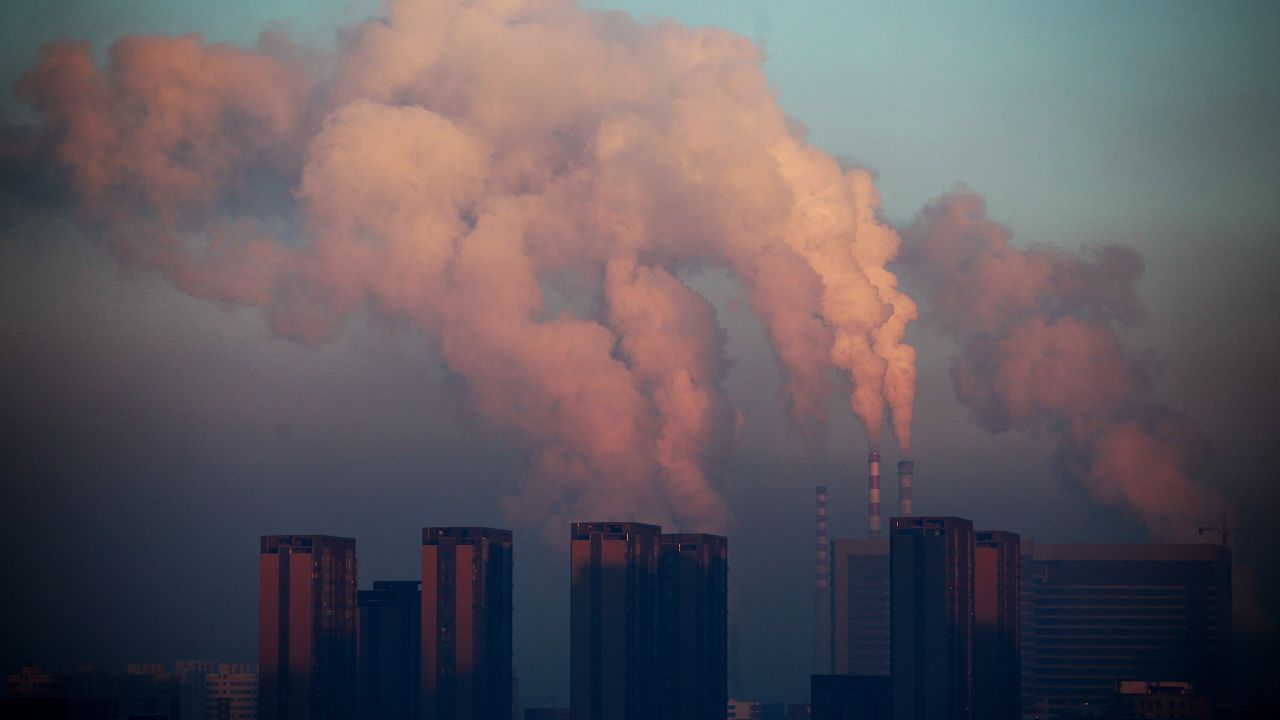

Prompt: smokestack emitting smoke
xmin=897 ymin=459 xmax=913 ymax=516
xmin=814 ymin=485 xmax=830 ymax=673
xmin=12 ymin=0 xmax=917 ymax=538
xmin=8 ymin=0 xmax=1227 ymax=542
xmin=901 ymin=189 xmax=1228 ymax=537
xmin=867 ymin=452 xmax=881 ymax=538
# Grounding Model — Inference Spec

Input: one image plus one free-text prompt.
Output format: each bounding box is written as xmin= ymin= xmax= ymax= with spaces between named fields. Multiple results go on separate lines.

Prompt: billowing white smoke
xmin=14 ymin=0 xmax=917 ymax=537
xmin=901 ymin=189 xmax=1227 ymax=538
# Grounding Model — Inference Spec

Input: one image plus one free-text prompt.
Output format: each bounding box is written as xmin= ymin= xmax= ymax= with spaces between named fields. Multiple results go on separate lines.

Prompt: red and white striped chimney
xmin=898 ymin=459 xmax=914 ymax=516
xmin=815 ymin=485 xmax=831 ymax=672
xmin=868 ymin=452 xmax=882 ymax=538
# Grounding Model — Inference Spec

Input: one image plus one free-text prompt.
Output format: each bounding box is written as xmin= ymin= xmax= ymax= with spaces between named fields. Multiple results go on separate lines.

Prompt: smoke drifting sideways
xmin=9 ymin=0 xmax=918 ymax=539
xmin=901 ymin=189 xmax=1227 ymax=539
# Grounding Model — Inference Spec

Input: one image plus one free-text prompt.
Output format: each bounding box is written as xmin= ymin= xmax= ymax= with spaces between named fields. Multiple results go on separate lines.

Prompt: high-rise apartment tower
xmin=890 ymin=516 xmax=974 ymax=720
xmin=973 ymin=531 xmax=1019 ymax=720
xmin=421 ymin=527 xmax=513 ymax=720
xmin=358 ymin=580 xmax=421 ymax=720
xmin=658 ymin=533 xmax=728 ymax=720
xmin=258 ymin=535 xmax=357 ymax=720
xmin=570 ymin=522 xmax=661 ymax=720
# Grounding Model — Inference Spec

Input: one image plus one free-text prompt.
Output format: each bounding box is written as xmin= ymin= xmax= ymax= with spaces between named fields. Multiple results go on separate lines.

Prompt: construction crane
xmin=1197 ymin=515 xmax=1279 ymax=549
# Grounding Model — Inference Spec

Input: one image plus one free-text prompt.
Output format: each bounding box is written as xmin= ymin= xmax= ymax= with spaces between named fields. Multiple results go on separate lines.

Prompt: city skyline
xmin=2 ymin=0 xmax=1278 ymax=708
xmin=2 ymin=519 xmax=1245 ymax=718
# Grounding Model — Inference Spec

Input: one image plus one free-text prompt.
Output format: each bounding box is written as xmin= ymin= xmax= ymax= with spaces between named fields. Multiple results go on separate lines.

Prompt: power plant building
xmin=830 ymin=538 xmax=890 ymax=676
xmin=1020 ymin=543 xmax=1231 ymax=718
xmin=421 ymin=527 xmax=513 ymax=720
xmin=258 ymin=535 xmax=357 ymax=720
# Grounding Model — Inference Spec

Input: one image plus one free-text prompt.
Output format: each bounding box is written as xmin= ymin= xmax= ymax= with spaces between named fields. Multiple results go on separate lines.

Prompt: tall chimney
xmin=898 ymin=459 xmax=914 ymax=516
xmin=814 ymin=485 xmax=831 ymax=673
xmin=868 ymin=452 xmax=881 ymax=538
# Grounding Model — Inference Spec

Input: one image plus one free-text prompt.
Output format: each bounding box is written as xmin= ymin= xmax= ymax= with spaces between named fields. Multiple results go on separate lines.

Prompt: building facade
xmin=0 ymin=665 xmax=182 ymax=719
xmin=973 ymin=531 xmax=1019 ymax=720
xmin=1020 ymin=543 xmax=1231 ymax=718
xmin=206 ymin=667 xmax=258 ymax=720
xmin=890 ymin=516 xmax=974 ymax=720
xmin=726 ymin=699 xmax=788 ymax=720
xmin=657 ymin=533 xmax=729 ymax=720
xmin=810 ymin=675 xmax=890 ymax=720
xmin=176 ymin=660 xmax=221 ymax=720
xmin=830 ymin=538 xmax=890 ymax=677
xmin=258 ymin=535 xmax=357 ymax=720
xmin=358 ymin=580 xmax=421 ymax=720
xmin=570 ymin=522 xmax=661 ymax=720
xmin=421 ymin=527 xmax=513 ymax=720
xmin=1107 ymin=680 xmax=1212 ymax=720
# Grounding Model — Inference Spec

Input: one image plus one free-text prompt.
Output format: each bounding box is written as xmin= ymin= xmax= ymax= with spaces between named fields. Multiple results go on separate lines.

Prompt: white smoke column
xmin=901 ymin=188 xmax=1226 ymax=537
xmin=14 ymin=0 xmax=917 ymax=537
xmin=766 ymin=144 xmax=919 ymax=451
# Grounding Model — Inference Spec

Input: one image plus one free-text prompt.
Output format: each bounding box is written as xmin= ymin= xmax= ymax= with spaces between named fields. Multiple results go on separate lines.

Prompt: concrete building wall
xmin=570 ymin=522 xmax=660 ymax=720
xmin=421 ymin=527 xmax=513 ymax=720
xmin=831 ymin=538 xmax=890 ymax=677
xmin=1020 ymin=543 xmax=1231 ymax=718
xmin=258 ymin=535 xmax=357 ymax=720
xmin=890 ymin=516 xmax=974 ymax=720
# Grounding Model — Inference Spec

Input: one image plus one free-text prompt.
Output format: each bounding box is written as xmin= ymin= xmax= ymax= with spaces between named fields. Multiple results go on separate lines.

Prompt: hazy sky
xmin=2 ymin=0 xmax=1278 ymax=704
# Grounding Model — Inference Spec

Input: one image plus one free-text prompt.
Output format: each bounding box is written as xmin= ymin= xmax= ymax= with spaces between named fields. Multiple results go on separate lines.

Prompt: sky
xmin=2 ymin=0 xmax=1278 ymax=705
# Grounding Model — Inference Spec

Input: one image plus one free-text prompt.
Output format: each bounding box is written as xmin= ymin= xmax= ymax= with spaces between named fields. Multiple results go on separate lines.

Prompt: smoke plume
xmin=901 ymin=189 xmax=1226 ymax=537
xmin=12 ymin=0 xmax=918 ymax=536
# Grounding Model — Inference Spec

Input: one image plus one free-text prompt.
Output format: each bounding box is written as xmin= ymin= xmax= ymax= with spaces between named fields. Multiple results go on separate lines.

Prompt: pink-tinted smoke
xmin=14 ymin=0 xmax=918 ymax=537
xmin=902 ymin=188 xmax=1226 ymax=538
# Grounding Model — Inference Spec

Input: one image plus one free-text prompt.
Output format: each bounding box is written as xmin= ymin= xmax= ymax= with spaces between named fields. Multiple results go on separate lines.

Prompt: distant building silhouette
xmin=175 ymin=661 xmax=220 ymax=720
xmin=726 ymin=699 xmax=792 ymax=719
xmin=1107 ymin=680 xmax=1212 ymax=720
xmin=5 ymin=664 xmax=56 ymax=697
xmin=658 ymin=533 xmax=728 ymax=720
xmin=0 ymin=664 xmax=182 ymax=719
xmin=728 ymin=622 xmax=745 ymax=700
xmin=358 ymin=580 xmax=421 ymax=720
xmin=525 ymin=710 xmax=570 ymax=720
xmin=973 ymin=531 xmax=1019 ymax=720
xmin=785 ymin=704 xmax=811 ymax=720
xmin=810 ymin=675 xmax=890 ymax=720
xmin=512 ymin=675 xmax=521 ymax=720
xmin=421 ymin=527 xmax=513 ymax=720
xmin=890 ymin=516 xmax=974 ymax=720
xmin=831 ymin=538 xmax=890 ymax=676
xmin=1020 ymin=543 xmax=1231 ymax=718
xmin=570 ymin=522 xmax=661 ymax=720
xmin=206 ymin=666 xmax=257 ymax=720
xmin=258 ymin=535 xmax=357 ymax=720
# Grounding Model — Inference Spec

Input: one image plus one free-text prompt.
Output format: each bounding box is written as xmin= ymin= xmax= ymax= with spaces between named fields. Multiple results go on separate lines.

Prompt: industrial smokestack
xmin=815 ymin=485 xmax=831 ymax=673
xmin=898 ymin=459 xmax=914 ymax=516
xmin=868 ymin=452 xmax=882 ymax=538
